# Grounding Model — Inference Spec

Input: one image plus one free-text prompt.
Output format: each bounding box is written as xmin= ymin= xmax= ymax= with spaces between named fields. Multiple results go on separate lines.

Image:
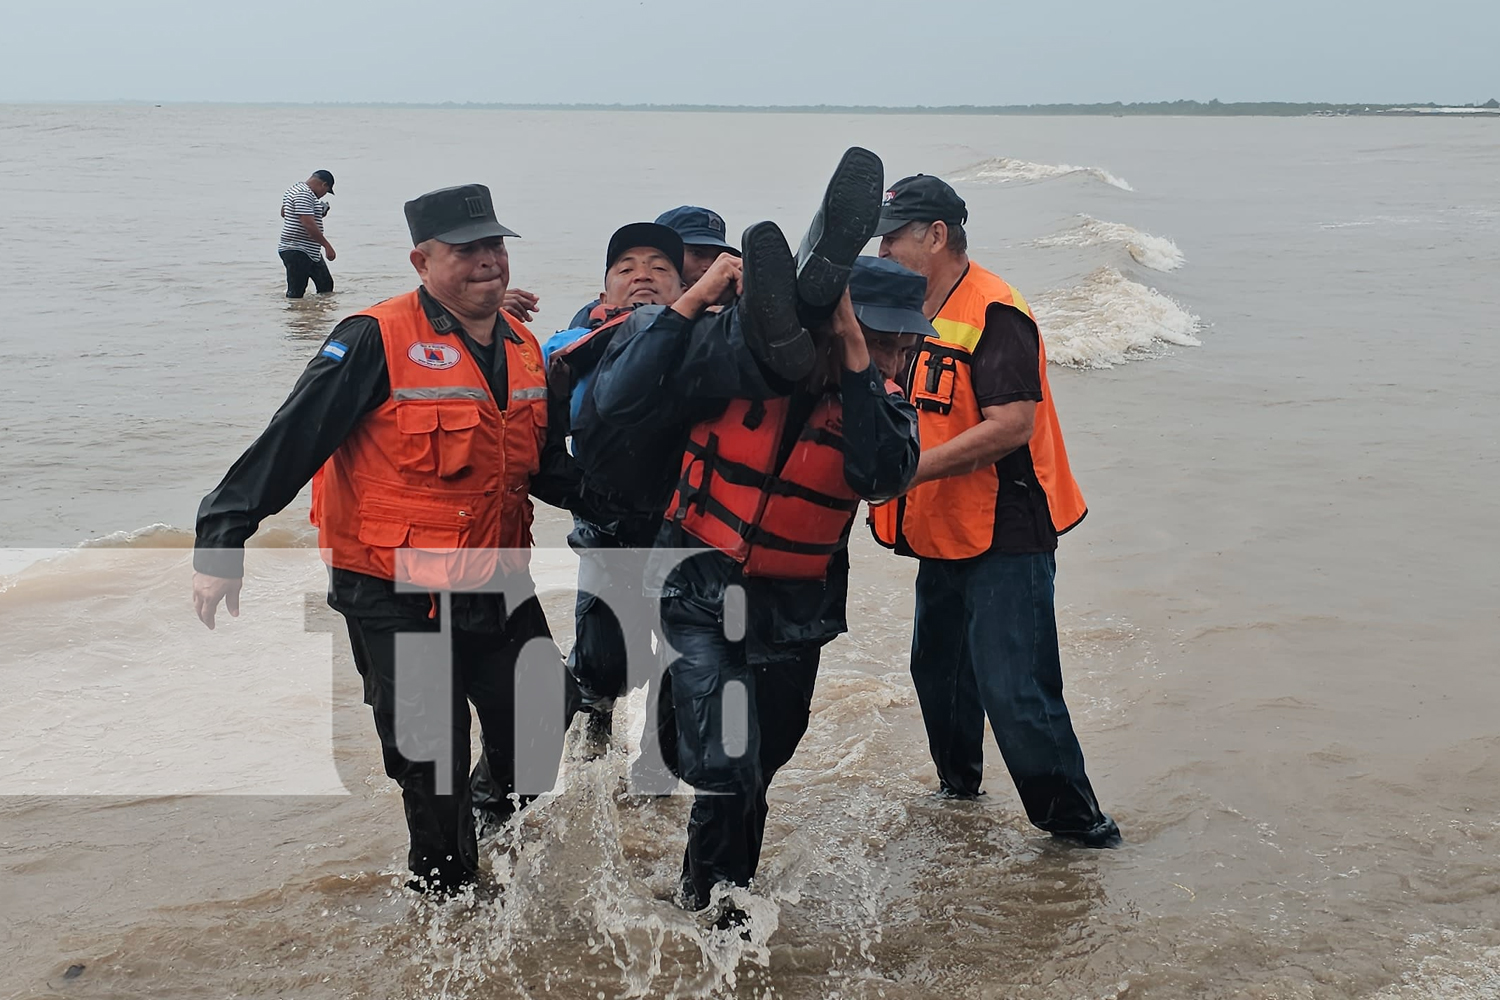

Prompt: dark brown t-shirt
xmin=965 ymin=302 xmax=1057 ymax=553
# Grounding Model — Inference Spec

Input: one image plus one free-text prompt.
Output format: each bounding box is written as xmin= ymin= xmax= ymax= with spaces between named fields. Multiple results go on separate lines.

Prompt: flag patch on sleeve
xmin=320 ymin=340 xmax=349 ymax=361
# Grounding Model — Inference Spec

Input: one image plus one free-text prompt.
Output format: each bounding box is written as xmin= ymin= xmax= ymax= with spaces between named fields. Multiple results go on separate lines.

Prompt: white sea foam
xmin=1032 ymin=266 xmax=1203 ymax=369
xmin=1033 ymin=215 xmax=1186 ymax=272
xmin=951 ymin=156 xmax=1134 ymax=191
xmin=1319 ymin=215 xmax=1423 ymax=230
xmin=1367 ymin=929 xmax=1500 ymax=999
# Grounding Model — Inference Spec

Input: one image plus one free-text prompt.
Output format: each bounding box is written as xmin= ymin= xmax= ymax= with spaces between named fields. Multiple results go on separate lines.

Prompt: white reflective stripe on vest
xmin=391 ymin=386 xmax=490 ymax=401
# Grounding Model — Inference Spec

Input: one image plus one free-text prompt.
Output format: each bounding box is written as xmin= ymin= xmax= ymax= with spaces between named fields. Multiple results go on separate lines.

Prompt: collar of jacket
xmin=587 ymin=300 xmax=642 ymax=330
xmin=417 ymin=286 xmax=522 ymax=344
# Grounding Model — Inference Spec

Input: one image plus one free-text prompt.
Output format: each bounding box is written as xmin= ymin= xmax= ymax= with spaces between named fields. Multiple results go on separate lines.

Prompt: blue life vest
xmin=543 ymin=326 xmax=594 ymax=425
xmin=543 ymin=304 xmax=638 ymax=432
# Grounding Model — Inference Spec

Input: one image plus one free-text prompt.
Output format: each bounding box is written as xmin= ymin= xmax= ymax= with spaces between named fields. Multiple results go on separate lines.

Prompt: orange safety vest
xmin=871 ymin=263 xmax=1086 ymax=559
xmin=665 ymin=395 xmax=860 ymax=580
xmin=309 ymin=289 xmax=548 ymax=589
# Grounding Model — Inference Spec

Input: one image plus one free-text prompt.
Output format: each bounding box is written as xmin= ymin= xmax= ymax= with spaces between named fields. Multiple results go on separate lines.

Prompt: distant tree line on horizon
xmin=339 ymin=98 xmax=1500 ymax=117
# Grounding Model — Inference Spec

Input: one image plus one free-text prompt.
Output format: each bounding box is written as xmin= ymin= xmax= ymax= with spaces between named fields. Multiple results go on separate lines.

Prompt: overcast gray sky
xmin=2 ymin=0 xmax=1496 ymax=105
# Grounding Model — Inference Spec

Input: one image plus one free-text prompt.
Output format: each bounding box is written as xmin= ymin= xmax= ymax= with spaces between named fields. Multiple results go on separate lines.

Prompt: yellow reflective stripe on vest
xmin=930 ymin=318 xmax=984 ymax=353
xmin=1009 ymin=287 xmax=1033 ymax=319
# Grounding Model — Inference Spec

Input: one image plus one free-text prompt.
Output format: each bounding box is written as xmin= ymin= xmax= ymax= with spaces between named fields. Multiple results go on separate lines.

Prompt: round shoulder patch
xmin=408 ymin=342 xmax=462 ymax=370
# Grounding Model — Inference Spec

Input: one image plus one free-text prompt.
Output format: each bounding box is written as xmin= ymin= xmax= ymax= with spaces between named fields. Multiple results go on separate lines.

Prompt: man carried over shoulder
xmin=589 ymin=148 xmax=921 ymax=926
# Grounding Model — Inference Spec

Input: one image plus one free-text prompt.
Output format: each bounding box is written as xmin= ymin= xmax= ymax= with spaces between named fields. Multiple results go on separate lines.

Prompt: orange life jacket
xmin=309 ymin=289 xmax=548 ymax=589
xmin=871 ymin=263 xmax=1086 ymax=559
xmin=665 ymin=395 xmax=860 ymax=580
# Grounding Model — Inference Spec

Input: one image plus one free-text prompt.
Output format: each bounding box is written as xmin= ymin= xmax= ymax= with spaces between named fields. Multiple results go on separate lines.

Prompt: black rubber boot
xmin=738 ymin=220 xmax=813 ymax=382
xmin=794 ymin=146 xmax=885 ymax=318
xmin=1051 ymin=814 xmax=1124 ymax=849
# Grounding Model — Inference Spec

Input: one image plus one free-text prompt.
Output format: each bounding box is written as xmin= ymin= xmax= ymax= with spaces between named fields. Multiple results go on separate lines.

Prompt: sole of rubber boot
xmin=795 ymin=146 xmax=886 ymax=308
xmin=739 ymin=220 xmax=813 ymax=383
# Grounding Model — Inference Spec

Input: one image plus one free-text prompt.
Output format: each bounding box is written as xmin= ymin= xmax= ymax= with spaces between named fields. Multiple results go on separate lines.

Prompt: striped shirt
xmin=279 ymin=181 xmax=326 ymax=260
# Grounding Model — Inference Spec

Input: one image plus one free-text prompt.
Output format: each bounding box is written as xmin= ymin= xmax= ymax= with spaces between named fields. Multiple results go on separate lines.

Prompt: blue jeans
xmin=911 ymin=550 xmax=1109 ymax=836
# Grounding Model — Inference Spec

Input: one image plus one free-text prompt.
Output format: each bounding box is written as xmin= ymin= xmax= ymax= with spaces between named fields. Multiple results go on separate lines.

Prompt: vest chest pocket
xmin=910 ymin=348 xmax=959 ymax=414
xmin=393 ymin=401 xmax=483 ymax=479
xmin=434 ymin=400 xmax=482 ymax=478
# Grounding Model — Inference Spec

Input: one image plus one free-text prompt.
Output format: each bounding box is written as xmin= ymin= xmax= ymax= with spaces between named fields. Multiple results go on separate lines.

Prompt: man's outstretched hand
xmin=504 ymin=288 xmax=541 ymax=322
xmin=192 ymin=572 xmax=243 ymax=630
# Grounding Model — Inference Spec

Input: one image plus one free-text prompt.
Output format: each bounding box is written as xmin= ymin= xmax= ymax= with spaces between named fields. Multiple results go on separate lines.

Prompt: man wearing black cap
xmin=540 ymin=221 xmax=687 ymax=760
xmin=193 ymin=183 xmax=580 ymax=895
xmin=587 ymin=148 xmax=918 ymax=923
xmin=563 ymin=205 xmax=739 ymax=329
xmin=278 ymin=169 xmax=337 ymax=298
xmin=872 ymin=173 xmax=1121 ymax=848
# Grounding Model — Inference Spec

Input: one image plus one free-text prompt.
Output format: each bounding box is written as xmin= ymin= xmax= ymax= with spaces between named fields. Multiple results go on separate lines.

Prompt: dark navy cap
xmin=606 ymin=222 xmax=684 ymax=276
xmin=655 ymin=205 xmax=740 ymax=255
xmin=404 ymin=184 xmax=519 ymax=245
xmin=311 ymin=168 xmax=335 ymax=193
xmin=873 ymin=174 xmax=968 ymax=237
xmin=847 ymin=256 xmax=936 ymax=336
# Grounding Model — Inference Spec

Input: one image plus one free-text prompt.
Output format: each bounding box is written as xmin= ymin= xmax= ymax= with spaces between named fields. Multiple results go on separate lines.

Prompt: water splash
xmin=951 ymin=157 xmax=1134 ymax=191
xmin=1033 ymin=267 xmax=1203 ymax=369
xmin=1033 ymin=215 xmax=1186 ymax=272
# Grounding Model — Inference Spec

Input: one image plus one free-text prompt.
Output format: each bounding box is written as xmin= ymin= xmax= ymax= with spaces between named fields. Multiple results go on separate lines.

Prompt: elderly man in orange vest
xmin=192 ymin=184 xmax=579 ymax=895
xmin=873 ymin=174 xmax=1121 ymax=848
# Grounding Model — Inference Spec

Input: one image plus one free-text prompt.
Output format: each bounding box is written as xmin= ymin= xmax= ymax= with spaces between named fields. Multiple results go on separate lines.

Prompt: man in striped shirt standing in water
xmin=279 ymin=169 xmax=337 ymax=298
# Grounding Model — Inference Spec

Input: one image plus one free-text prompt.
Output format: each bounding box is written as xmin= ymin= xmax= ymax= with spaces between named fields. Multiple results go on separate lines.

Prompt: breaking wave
xmin=1033 ymin=267 xmax=1203 ymax=369
xmin=1033 ymin=215 xmax=1185 ymax=272
xmin=0 ymin=520 xmax=310 ymax=595
xmin=76 ymin=522 xmax=195 ymax=549
xmin=950 ymin=156 xmax=1134 ymax=191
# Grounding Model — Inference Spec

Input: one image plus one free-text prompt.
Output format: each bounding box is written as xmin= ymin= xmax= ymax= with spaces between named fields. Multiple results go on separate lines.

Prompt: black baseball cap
xmin=873 ymin=174 xmax=968 ymax=237
xmin=311 ymin=169 xmax=335 ymax=193
xmin=847 ymin=256 xmax=937 ymax=337
xmin=605 ymin=222 xmax=684 ymax=275
xmin=655 ymin=205 xmax=740 ymax=255
xmin=404 ymin=184 xmax=520 ymax=246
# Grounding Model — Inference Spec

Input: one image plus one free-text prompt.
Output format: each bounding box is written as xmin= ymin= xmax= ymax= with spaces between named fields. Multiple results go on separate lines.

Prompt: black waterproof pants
xmin=565 ymin=516 xmax=661 ymax=711
xmin=657 ymin=596 xmax=821 ymax=909
xmin=563 ymin=515 xmax=675 ymax=786
xmin=342 ymin=598 xmax=563 ymax=891
xmin=280 ymin=249 xmax=333 ymax=298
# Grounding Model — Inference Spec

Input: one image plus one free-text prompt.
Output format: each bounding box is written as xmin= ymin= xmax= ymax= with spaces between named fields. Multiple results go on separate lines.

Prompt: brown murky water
xmin=2 ymin=105 xmax=1498 ymax=998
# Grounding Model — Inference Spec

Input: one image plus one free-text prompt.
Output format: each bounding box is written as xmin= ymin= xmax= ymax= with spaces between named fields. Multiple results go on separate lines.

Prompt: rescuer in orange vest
xmin=191 ymin=185 xmax=581 ymax=894
xmin=590 ymin=148 xmax=921 ymax=925
xmin=873 ymin=174 xmax=1121 ymax=848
